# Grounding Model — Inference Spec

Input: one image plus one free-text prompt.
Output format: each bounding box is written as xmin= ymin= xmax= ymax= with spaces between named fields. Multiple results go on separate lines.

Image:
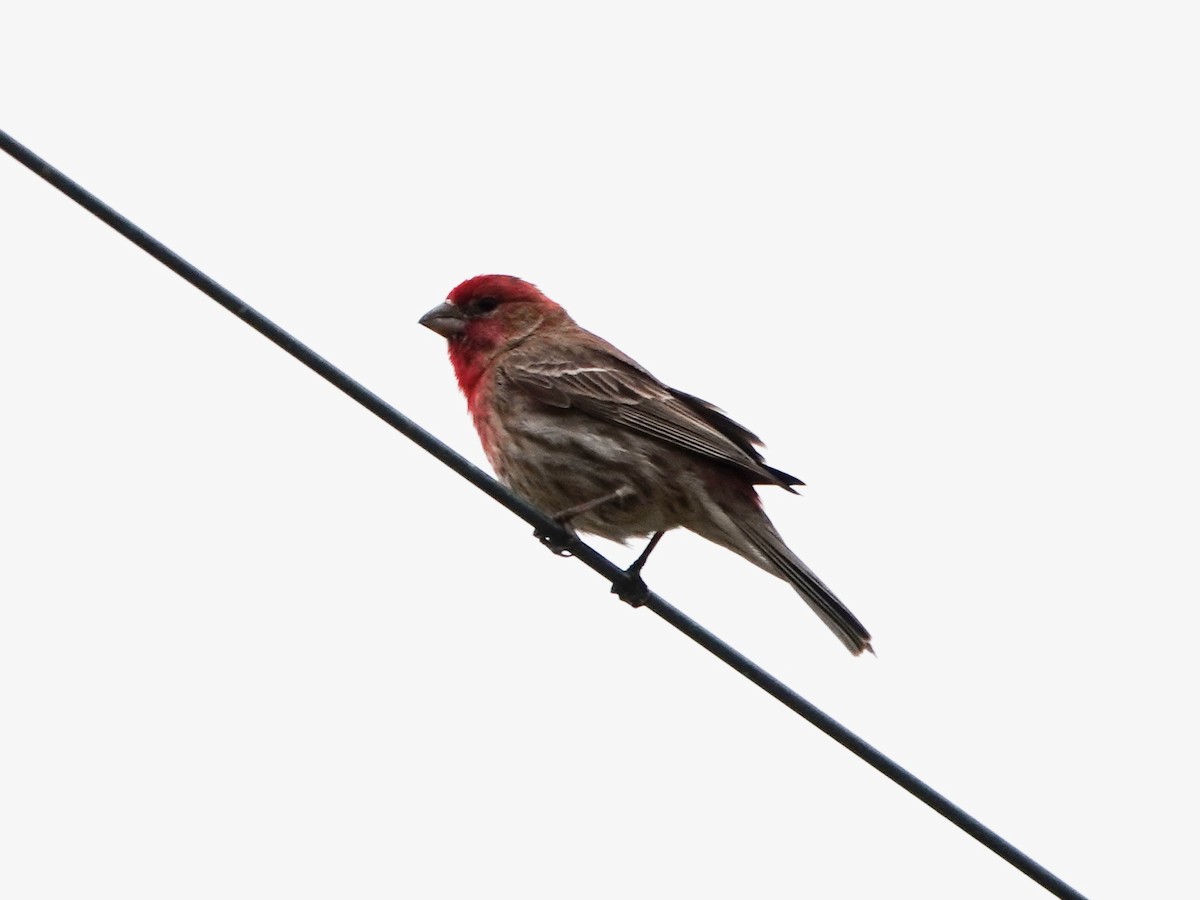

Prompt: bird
xmin=419 ymin=274 xmax=872 ymax=655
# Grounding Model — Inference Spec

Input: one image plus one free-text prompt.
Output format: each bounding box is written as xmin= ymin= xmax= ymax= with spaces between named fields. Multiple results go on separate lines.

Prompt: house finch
xmin=420 ymin=275 xmax=872 ymax=655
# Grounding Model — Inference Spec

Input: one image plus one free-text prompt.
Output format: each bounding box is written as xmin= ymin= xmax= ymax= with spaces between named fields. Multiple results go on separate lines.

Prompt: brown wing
xmin=501 ymin=337 xmax=802 ymax=491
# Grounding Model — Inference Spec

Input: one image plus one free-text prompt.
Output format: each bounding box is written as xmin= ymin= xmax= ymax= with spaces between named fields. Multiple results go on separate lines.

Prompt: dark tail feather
xmin=739 ymin=520 xmax=873 ymax=656
xmin=761 ymin=463 xmax=805 ymax=492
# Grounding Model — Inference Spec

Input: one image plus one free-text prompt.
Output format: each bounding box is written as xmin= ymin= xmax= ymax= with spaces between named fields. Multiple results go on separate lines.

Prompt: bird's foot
xmin=612 ymin=570 xmax=650 ymax=607
xmin=534 ymin=520 xmax=580 ymax=557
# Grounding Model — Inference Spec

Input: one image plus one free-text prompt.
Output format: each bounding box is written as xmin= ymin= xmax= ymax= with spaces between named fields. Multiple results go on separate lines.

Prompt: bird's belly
xmin=492 ymin=412 xmax=696 ymax=543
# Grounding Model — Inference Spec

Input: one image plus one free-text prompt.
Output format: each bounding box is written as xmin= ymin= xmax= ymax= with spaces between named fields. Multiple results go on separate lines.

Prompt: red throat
xmin=447 ymin=339 xmax=491 ymax=405
xmin=446 ymin=343 xmax=500 ymax=459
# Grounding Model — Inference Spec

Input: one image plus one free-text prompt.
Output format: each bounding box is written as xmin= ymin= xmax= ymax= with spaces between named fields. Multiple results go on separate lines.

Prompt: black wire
xmin=1 ymin=128 xmax=1088 ymax=900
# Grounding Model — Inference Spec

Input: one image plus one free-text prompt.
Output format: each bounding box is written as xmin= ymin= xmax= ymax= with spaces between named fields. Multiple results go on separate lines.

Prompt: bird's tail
xmin=736 ymin=518 xmax=873 ymax=656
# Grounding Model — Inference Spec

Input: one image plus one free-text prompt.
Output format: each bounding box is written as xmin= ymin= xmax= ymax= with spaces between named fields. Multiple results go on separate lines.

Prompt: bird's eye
xmin=472 ymin=297 xmax=499 ymax=314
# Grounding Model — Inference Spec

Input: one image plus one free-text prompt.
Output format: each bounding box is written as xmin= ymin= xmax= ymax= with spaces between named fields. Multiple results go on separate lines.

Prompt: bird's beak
xmin=419 ymin=302 xmax=467 ymax=338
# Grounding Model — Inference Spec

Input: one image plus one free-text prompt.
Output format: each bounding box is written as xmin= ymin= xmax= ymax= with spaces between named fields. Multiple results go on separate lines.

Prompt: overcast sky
xmin=3 ymin=4 xmax=1197 ymax=898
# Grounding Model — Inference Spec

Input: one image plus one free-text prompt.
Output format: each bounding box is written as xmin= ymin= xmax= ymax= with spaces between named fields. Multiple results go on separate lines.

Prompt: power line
xmin=1 ymin=128 xmax=1088 ymax=900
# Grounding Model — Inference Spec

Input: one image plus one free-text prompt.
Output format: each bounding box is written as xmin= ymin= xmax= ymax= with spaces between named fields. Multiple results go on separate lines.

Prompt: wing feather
xmin=502 ymin=344 xmax=801 ymax=490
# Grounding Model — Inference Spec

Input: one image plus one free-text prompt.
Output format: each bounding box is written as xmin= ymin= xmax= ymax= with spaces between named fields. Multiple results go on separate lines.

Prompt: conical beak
xmin=419 ymin=302 xmax=466 ymax=338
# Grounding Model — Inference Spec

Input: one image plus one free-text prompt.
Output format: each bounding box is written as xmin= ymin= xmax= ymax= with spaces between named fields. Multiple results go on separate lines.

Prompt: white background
xmin=3 ymin=3 xmax=1197 ymax=898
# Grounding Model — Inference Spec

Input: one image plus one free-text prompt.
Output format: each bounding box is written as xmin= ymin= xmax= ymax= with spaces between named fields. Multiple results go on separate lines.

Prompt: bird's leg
xmin=612 ymin=531 xmax=665 ymax=608
xmin=534 ymin=486 xmax=636 ymax=556
xmin=626 ymin=530 xmax=664 ymax=578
